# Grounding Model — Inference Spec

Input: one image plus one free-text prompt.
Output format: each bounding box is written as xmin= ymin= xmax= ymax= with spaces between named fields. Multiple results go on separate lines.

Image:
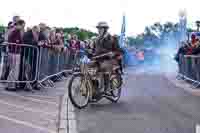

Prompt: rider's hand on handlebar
xmin=91 ymin=52 xmax=115 ymax=60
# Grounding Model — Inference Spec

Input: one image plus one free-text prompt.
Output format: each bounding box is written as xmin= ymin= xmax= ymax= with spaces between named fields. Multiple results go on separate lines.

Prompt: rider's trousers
xmin=103 ymin=73 xmax=109 ymax=90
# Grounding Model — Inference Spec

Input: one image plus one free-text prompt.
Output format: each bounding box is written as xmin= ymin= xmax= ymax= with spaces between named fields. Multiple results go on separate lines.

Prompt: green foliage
xmin=0 ymin=25 xmax=5 ymax=33
xmin=76 ymin=31 xmax=88 ymax=40
xmin=187 ymin=28 xmax=195 ymax=33
xmin=62 ymin=27 xmax=97 ymax=40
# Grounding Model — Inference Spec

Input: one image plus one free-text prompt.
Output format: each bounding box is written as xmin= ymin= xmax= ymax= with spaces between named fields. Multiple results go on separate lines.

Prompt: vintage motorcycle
xmin=68 ymin=52 xmax=123 ymax=109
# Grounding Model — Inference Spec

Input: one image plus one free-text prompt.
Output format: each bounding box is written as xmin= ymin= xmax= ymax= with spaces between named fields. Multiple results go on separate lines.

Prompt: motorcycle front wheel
xmin=68 ymin=73 xmax=90 ymax=109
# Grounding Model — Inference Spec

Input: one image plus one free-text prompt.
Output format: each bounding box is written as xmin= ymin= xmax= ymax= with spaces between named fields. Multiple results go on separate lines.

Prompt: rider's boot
xmin=104 ymin=74 xmax=110 ymax=92
xmin=91 ymin=80 xmax=102 ymax=101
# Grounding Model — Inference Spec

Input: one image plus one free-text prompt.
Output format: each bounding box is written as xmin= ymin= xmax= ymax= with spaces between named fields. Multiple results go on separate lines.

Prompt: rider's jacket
xmin=93 ymin=33 xmax=123 ymax=58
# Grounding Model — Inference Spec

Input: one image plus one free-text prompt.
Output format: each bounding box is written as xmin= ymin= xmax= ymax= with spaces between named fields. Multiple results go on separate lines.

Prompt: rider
xmin=90 ymin=21 xmax=123 ymax=99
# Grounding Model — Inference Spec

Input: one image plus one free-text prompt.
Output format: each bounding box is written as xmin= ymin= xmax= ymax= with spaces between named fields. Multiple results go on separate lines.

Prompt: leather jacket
xmin=93 ymin=33 xmax=123 ymax=58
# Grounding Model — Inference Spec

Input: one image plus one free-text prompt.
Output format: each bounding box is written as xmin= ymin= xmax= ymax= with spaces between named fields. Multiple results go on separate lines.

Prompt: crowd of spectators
xmin=175 ymin=33 xmax=200 ymax=62
xmin=0 ymin=15 xmax=95 ymax=92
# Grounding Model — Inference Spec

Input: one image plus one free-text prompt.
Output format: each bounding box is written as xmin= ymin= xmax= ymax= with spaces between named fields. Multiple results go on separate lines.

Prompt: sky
xmin=0 ymin=0 xmax=200 ymax=36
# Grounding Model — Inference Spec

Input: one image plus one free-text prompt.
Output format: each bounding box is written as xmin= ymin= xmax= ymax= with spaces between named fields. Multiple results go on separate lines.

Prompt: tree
xmin=0 ymin=25 xmax=5 ymax=33
xmin=76 ymin=31 xmax=88 ymax=40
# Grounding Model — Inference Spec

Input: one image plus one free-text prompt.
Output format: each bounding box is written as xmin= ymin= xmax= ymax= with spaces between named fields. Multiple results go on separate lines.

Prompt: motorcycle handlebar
xmin=92 ymin=52 xmax=114 ymax=60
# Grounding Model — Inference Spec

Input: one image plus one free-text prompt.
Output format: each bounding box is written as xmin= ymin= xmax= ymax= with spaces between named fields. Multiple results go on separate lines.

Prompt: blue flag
xmin=119 ymin=15 xmax=126 ymax=48
xmin=119 ymin=14 xmax=129 ymax=66
xmin=119 ymin=14 xmax=135 ymax=66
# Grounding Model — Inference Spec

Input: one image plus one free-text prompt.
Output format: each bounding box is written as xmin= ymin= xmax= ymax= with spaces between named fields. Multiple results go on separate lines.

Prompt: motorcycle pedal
xmin=105 ymin=88 xmax=113 ymax=93
xmin=103 ymin=93 xmax=112 ymax=97
xmin=89 ymin=98 xmax=99 ymax=103
xmin=103 ymin=94 xmax=114 ymax=100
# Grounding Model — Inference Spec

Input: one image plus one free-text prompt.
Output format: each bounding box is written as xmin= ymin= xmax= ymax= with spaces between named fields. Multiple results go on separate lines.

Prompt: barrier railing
xmin=0 ymin=42 xmax=39 ymax=83
xmin=177 ymin=54 xmax=200 ymax=88
xmin=0 ymin=42 xmax=83 ymax=90
xmin=38 ymin=46 xmax=70 ymax=81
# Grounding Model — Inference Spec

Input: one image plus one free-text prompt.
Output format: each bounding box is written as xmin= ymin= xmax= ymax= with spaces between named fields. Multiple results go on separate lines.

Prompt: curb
xmin=58 ymin=94 xmax=68 ymax=133
xmin=57 ymin=75 xmax=77 ymax=133
xmin=164 ymin=73 xmax=200 ymax=97
xmin=67 ymin=100 xmax=77 ymax=133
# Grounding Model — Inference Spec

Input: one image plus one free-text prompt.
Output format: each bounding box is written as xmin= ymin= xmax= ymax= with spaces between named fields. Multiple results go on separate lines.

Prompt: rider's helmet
xmin=96 ymin=21 xmax=109 ymax=29
xmin=96 ymin=21 xmax=109 ymax=36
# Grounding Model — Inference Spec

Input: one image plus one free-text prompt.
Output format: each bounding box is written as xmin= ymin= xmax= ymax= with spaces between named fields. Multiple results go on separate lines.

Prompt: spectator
xmin=60 ymin=28 xmax=65 ymax=41
xmin=54 ymin=29 xmax=65 ymax=52
xmin=19 ymin=26 xmax=41 ymax=91
xmin=189 ymin=41 xmax=200 ymax=55
xmin=39 ymin=23 xmax=47 ymax=41
xmin=48 ymin=28 xmax=64 ymax=51
xmin=6 ymin=19 xmax=25 ymax=91
xmin=0 ymin=33 xmax=4 ymax=43
xmin=43 ymin=26 xmax=51 ymax=41
xmin=12 ymin=16 xmax=20 ymax=25
xmin=8 ymin=19 xmax=25 ymax=56
xmin=69 ymin=35 xmax=80 ymax=51
xmin=55 ymin=28 xmax=64 ymax=46
xmin=4 ymin=16 xmax=20 ymax=42
xmin=174 ymin=42 xmax=189 ymax=62
xmin=68 ymin=35 xmax=81 ymax=67
xmin=1 ymin=22 xmax=14 ymax=79
xmin=4 ymin=22 xmax=13 ymax=41
xmin=1 ymin=21 xmax=16 ymax=82
xmin=49 ymin=29 xmax=56 ymax=44
xmin=186 ymin=34 xmax=200 ymax=55
xmin=8 ymin=20 xmax=25 ymax=45
xmin=23 ymin=26 xmax=40 ymax=45
xmin=26 ymin=27 xmax=32 ymax=32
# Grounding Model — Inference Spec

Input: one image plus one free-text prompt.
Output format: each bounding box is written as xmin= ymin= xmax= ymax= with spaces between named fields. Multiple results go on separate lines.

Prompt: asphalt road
xmin=1 ymin=66 xmax=200 ymax=133
xmin=0 ymin=80 xmax=69 ymax=133
xmin=70 ymin=67 xmax=200 ymax=133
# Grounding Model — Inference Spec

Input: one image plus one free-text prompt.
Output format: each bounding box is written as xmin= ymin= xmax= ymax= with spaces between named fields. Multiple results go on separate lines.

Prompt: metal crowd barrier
xmin=177 ymin=54 xmax=200 ymax=88
xmin=37 ymin=46 xmax=72 ymax=88
xmin=0 ymin=42 xmax=83 ymax=90
xmin=0 ymin=42 xmax=39 ymax=82
xmin=0 ymin=42 xmax=39 ymax=89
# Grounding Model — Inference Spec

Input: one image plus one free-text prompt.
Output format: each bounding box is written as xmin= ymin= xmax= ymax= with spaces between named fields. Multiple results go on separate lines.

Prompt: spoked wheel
xmin=68 ymin=73 xmax=90 ymax=109
xmin=109 ymin=74 xmax=123 ymax=103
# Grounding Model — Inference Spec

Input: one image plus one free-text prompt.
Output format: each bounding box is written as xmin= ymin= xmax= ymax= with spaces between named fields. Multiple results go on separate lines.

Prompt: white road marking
xmin=43 ymin=87 xmax=67 ymax=91
xmin=68 ymin=99 xmax=78 ymax=133
xmin=196 ymin=124 xmax=200 ymax=133
xmin=0 ymin=99 xmax=57 ymax=117
xmin=0 ymin=114 xmax=56 ymax=133
xmin=69 ymin=120 xmax=78 ymax=133
xmin=0 ymin=91 xmax=58 ymax=106
xmin=22 ymin=94 xmax=59 ymax=99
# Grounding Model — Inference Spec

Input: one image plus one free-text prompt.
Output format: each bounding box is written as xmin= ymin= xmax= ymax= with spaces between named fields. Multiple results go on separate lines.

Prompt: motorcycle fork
xmin=85 ymin=74 xmax=95 ymax=99
xmin=98 ymin=73 xmax=104 ymax=91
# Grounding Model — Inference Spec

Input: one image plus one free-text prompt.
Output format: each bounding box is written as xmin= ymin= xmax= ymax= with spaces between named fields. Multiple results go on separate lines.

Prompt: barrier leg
xmin=48 ymin=79 xmax=55 ymax=87
xmin=24 ymin=83 xmax=35 ymax=93
xmin=176 ymin=73 xmax=184 ymax=80
xmin=41 ymin=79 xmax=55 ymax=88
